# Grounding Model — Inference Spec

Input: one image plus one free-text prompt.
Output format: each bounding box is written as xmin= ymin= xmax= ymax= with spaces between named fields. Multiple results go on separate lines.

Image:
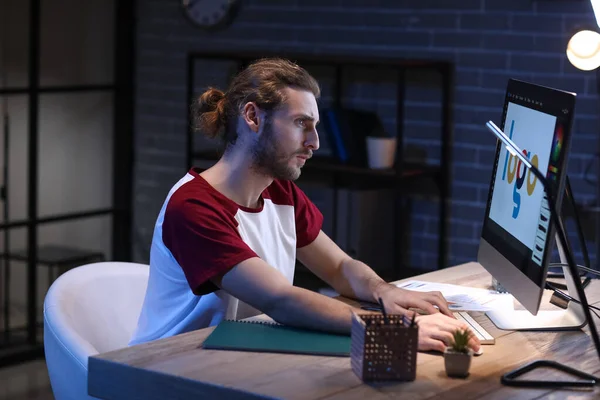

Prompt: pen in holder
xmin=350 ymin=307 xmax=419 ymax=382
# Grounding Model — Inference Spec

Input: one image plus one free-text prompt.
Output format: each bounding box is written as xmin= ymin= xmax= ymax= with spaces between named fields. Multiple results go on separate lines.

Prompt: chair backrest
xmin=43 ymin=261 xmax=149 ymax=400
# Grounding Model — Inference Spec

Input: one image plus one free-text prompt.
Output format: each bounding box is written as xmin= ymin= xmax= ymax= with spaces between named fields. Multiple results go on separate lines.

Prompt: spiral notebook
xmin=202 ymin=319 xmax=351 ymax=356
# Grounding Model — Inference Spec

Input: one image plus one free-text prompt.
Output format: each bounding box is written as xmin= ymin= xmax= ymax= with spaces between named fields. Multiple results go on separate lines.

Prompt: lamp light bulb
xmin=566 ymin=30 xmax=600 ymax=71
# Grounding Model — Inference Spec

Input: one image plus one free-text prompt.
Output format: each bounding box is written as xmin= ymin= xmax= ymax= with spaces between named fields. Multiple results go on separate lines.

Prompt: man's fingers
xmin=388 ymin=303 xmax=409 ymax=316
xmin=431 ymin=291 xmax=445 ymax=302
xmin=430 ymin=330 xmax=454 ymax=347
xmin=449 ymin=318 xmax=469 ymax=331
xmin=419 ymin=337 xmax=447 ymax=353
xmin=468 ymin=335 xmax=481 ymax=352
xmin=412 ymin=299 xmax=439 ymax=315
xmin=447 ymin=320 xmax=481 ymax=351
xmin=426 ymin=293 xmax=453 ymax=317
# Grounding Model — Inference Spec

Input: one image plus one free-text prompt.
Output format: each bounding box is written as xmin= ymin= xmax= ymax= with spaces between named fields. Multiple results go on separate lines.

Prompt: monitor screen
xmin=478 ymin=79 xmax=575 ymax=314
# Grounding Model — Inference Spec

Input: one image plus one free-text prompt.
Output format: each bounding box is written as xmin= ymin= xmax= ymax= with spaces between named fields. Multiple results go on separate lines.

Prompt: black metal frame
xmin=596 ymin=68 xmax=600 ymax=271
xmin=185 ymin=50 xmax=454 ymax=275
xmin=0 ymin=0 xmax=134 ymax=367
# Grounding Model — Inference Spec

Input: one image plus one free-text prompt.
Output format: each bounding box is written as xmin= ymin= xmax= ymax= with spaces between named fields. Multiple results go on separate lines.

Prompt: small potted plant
xmin=444 ymin=328 xmax=474 ymax=378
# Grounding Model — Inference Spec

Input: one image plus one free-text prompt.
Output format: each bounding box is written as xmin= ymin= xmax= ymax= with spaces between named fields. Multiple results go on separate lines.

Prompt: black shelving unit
xmin=0 ymin=0 xmax=134 ymax=367
xmin=185 ymin=50 xmax=454 ymax=278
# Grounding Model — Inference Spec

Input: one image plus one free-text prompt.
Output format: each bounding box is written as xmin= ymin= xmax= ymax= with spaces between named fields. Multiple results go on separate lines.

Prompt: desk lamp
xmin=566 ymin=0 xmax=600 ymax=274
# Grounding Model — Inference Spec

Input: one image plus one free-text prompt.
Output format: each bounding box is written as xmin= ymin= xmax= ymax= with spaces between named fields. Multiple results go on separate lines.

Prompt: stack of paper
xmin=397 ymin=280 xmax=514 ymax=312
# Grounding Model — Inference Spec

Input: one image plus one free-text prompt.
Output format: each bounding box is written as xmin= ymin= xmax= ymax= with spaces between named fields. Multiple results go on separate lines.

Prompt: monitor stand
xmin=485 ymin=231 xmax=587 ymax=331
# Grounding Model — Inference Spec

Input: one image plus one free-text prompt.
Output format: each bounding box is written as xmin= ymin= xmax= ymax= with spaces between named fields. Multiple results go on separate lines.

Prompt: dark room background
xmin=2 ymin=0 xmax=599 ymax=389
xmin=0 ymin=0 xmax=116 ymax=333
xmin=132 ymin=0 xmax=600 ymax=277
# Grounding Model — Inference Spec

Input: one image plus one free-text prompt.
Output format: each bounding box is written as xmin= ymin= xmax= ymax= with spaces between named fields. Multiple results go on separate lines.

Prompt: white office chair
xmin=43 ymin=261 xmax=149 ymax=400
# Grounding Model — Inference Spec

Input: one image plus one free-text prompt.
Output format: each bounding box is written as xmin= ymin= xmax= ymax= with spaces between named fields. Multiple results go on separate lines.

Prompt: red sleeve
xmin=289 ymin=182 xmax=324 ymax=248
xmin=162 ymin=197 xmax=258 ymax=295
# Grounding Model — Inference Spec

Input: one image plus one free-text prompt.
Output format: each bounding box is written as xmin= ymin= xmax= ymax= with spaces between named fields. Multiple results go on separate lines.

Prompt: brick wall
xmin=133 ymin=0 xmax=599 ymax=269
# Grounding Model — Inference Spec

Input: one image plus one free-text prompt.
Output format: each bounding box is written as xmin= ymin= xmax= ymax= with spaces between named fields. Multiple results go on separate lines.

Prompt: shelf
xmin=0 ymin=84 xmax=116 ymax=96
xmin=0 ymin=326 xmax=44 ymax=368
xmin=0 ymin=245 xmax=105 ymax=266
xmin=0 ymin=323 xmax=44 ymax=348
xmin=0 ymin=207 xmax=115 ymax=231
xmin=302 ymin=157 xmax=439 ymax=188
xmin=192 ymin=150 xmax=441 ymax=194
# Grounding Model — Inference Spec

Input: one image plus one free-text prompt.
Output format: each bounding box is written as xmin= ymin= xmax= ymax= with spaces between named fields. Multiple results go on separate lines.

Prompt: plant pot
xmin=366 ymin=136 xmax=397 ymax=169
xmin=444 ymin=349 xmax=473 ymax=378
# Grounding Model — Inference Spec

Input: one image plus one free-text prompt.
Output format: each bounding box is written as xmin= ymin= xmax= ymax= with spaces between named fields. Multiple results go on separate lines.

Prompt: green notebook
xmin=202 ymin=320 xmax=351 ymax=356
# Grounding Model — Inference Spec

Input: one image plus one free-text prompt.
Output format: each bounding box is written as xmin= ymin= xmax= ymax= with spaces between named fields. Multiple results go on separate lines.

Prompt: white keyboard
xmin=453 ymin=311 xmax=495 ymax=345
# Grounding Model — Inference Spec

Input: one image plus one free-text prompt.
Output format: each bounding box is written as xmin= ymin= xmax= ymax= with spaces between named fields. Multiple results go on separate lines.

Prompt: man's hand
xmin=375 ymin=282 xmax=453 ymax=317
xmin=415 ymin=313 xmax=481 ymax=353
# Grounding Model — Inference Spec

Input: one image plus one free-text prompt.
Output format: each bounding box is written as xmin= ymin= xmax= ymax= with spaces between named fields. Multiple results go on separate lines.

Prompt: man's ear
xmin=242 ymin=102 xmax=263 ymax=133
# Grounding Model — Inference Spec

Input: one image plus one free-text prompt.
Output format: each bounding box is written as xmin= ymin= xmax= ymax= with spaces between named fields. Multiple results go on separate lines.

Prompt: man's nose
xmin=305 ymin=128 xmax=319 ymax=150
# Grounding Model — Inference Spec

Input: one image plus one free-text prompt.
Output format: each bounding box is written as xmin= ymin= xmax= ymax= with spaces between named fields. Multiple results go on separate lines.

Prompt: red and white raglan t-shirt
xmin=128 ymin=168 xmax=323 ymax=345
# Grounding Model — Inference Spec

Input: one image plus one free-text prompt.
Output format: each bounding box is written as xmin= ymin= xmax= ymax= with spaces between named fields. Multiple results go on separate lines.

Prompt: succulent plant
xmin=449 ymin=328 xmax=473 ymax=354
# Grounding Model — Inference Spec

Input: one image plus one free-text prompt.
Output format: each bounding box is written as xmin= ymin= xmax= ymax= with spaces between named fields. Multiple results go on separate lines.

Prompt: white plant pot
xmin=444 ymin=349 xmax=473 ymax=378
xmin=366 ymin=137 xmax=397 ymax=169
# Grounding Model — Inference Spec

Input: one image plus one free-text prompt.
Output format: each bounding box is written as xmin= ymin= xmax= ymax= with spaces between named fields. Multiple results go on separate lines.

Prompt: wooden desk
xmin=88 ymin=263 xmax=600 ymax=399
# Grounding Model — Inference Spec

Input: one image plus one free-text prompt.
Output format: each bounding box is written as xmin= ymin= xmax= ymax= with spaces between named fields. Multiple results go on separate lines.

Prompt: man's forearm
xmin=267 ymin=286 xmax=359 ymax=334
xmin=331 ymin=258 xmax=392 ymax=303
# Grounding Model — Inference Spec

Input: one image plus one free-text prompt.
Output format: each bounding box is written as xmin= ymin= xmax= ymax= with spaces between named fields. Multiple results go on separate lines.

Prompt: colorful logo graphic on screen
xmin=500 ymin=120 xmax=539 ymax=219
xmin=547 ymin=123 xmax=563 ymax=181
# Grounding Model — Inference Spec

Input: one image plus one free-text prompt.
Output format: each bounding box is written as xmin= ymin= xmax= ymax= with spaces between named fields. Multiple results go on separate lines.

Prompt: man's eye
xmin=296 ymin=119 xmax=306 ymax=127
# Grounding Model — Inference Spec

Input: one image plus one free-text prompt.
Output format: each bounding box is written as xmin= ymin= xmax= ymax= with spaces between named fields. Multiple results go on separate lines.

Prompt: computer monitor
xmin=478 ymin=79 xmax=585 ymax=331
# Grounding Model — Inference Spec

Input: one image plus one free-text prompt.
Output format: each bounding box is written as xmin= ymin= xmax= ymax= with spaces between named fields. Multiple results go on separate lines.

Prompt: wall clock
xmin=182 ymin=0 xmax=240 ymax=30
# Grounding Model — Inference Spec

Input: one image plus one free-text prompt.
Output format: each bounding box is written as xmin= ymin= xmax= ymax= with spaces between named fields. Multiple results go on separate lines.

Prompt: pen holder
xmin=350 ymin=313 xmax=418 ymax=382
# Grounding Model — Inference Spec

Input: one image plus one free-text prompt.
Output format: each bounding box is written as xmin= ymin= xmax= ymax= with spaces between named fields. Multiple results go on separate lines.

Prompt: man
xmin=129 ymin=58 xmax=480 ymax=353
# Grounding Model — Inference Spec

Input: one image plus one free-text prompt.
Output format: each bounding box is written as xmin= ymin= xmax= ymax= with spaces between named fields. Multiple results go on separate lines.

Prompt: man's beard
xmin=251 ymin=120 xmax=302 ymax=181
